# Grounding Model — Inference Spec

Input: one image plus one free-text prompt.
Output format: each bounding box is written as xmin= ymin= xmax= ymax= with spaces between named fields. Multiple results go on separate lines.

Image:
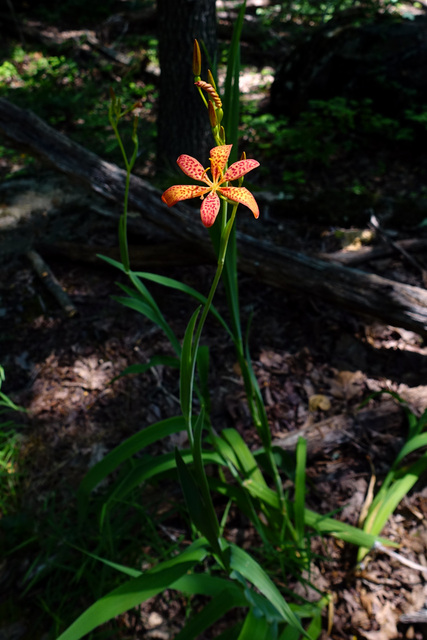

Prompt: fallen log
xmin=272 ymin=400 xmax=404 ymax=456
xmin=0 ymin=97 xmax=426 ymax=336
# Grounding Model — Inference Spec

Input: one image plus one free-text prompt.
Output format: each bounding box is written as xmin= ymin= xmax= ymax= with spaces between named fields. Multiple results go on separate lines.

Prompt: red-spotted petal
xmin=210 ymin=145 xmax=232 ymax=181
xmin=222 ymin=159 xmax=260 ymax=183
xmin=176 ymin=155 xmax=207 ymax=182
xmin=219 ymin=186 xmax=259 ymax=219
xmin=200 ymin=191 xmax=221 ymax=227
xmin=162 ymin=184 xmax=209 ymax=207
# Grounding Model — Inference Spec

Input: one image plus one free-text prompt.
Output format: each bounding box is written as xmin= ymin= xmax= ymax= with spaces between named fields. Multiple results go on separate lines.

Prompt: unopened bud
xmin=208 ymin=100 xmax=217 ymax=128
xmin=207 ymin=69 xmax=217 ymax=90
xmin=194 ymin=81 xmax=222 ymax=109
xmin=193 ymin=40 xmax=201 ymax=78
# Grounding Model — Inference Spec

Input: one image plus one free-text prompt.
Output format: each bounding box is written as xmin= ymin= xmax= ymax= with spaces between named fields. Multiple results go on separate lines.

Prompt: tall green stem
xmin=184 ymin=204 xmax=238 ymax=443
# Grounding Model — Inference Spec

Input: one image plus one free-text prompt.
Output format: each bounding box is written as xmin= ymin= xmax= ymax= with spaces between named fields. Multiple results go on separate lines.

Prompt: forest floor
xmin=1 ymin=162 xmax=427 ymax=640
xmin=1 ymin=2 xmax=427 ymax=639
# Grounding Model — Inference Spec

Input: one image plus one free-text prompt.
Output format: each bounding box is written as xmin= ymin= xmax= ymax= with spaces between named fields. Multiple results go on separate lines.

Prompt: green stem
xmin=109 ymin=115 xmax=138 ymax=274
xmin=185 ymin=204 xmax=238 ymax=441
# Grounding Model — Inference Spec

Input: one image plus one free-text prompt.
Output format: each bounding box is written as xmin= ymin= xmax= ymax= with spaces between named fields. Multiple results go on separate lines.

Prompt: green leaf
xmin=228 ymin=544 xmax=307 ymax=636
xmin=196 ymin=345 xmax=210 ymax=411
xmin=113 ymin=288 xmax=180 ymax=354
xmin=364 ymin=453 xmax=427 ymax=539
xmin=97 ymin=254 xmax=127 ymax=271
xmin=180 ymin=307 xmax=201 ymax=422
xmin=77 ymin=416 xmax=187 ymax=518
xmin=113 ymin=355 xmax=180 ymax=380
xmin=223 ymin=0 xmax=246 ymax=158
xmin=101 ymin=448 xmax=223 ymax=520
xmin=294 ymin=437 xmax=307 ymax=548
xmin=175 ymin=448 xmax=222 ymax=556
xmin=221 ymin=428 xmax=269 ymax=489
xmin=133 ymin=271 xmax=234 ymax=340
xmin=393 ymin=432 xmax=427 ymax=467
xmin=173 ymin=588 xmax=246 ymax=640
xmin=56 ymin=542 xmax=208 ymax=640
xmin=237 ymin=608 xmax=276 ymax=640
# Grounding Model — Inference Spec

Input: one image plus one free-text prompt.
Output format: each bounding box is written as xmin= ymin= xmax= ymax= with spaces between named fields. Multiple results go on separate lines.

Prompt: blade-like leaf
xmin=228 ymin=544 xmax=307 ymax=636
xmin=103 ymin=448 xmax=222 ymax=508
xmin=237 ymin=608 xmax=276 ymax=640
xmin=175 ymin=448 xmax=222 ymax=556
xmin=173 ymin=589 xmax=246 ymax=640
xmin=134 ymin=271 xmax=234 ymax=340
xmin=197 ymin=345 xmax=211 ymax=411
xmin=294 ymin=437 xmax=307 ymax=548
xmin=113 ymin=355 xmax=180 ymax=380
xmin=393 ymin=432 xmax=427 ymax=467
xmin=57 ymin=542 xmax=208 ymax=640
xmin=221 ymin=428 xmax=269 ymax=488
xmin=77 ymin=416 xmax=187 ymax=518
xmin=180 ymin=306 xmax=201 ymax=422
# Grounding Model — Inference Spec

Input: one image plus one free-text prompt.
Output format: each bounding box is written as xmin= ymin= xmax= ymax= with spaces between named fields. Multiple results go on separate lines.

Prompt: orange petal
xmin=223 ymin=158 xmax=260 ymax=183
xmin=162 ymin=184 xmax=209 ymax=207
xmin=219 ymin=186 xmax=259 ymax=219
xmin=176 ymin=155 xmax=207 ymax=182
xmin=200 ymin=192 xmax=220 ymax=227
xmin=210 ymin=144 xmax=232 ymax=180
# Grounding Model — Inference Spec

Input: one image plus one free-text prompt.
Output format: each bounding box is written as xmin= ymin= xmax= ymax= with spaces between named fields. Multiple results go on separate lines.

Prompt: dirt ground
xmin=1 ymin=164 xmax=427 ymax=639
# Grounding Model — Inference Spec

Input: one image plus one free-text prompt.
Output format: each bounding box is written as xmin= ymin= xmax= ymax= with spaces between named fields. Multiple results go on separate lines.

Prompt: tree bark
xmin=157 ymin=0 xmax=217 ymax=169
xmin=0 ymin=97 xmax=426 ymax=337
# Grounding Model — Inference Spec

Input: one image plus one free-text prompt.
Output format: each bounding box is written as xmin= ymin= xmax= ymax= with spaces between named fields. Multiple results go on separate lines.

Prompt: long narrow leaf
xmin=393 ymin=432 xmax=427 ymax=467
xmin=193 ymin=410 xmax=220 ymax=541
xmin=114 ymin=355 xmax=180 ymax=380
xmin=77 ymin=416 xmax=187 ymax=517
xmin=237 ymin=608 xmax=275 ymax=640
xmin=175 ymin=448 xmax=222 ymax=556
xmin=56 ymin=543 xmax=208 ymax=640
xmin=134 ymin=271 xmax=234 ymax=340
xmin=103 ymin=448 xmax=223 ymax=509
xmin=294 ymin=437 xmax=307 ymax=548
xmin=223 ymin=0 xmax=246 ymax=157
xmin=173 ymin=589 xmax=246 ymax=640
xmin=228 ymin=544 xmax=307 ymax=636
xmin=180 ymin=307 xmax=201 ymax=422
xmin=221 ymin=428 xmax=269 ymax=488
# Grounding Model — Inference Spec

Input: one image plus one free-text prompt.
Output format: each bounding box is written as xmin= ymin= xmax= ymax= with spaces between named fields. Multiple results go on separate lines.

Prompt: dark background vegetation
xmin=1 ymin=0 xmax=427 ymax=638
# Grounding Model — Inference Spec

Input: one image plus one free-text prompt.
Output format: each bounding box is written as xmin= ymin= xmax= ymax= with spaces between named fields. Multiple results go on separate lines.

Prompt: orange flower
xmin=161 ymin=144 xmax=260 ymax=228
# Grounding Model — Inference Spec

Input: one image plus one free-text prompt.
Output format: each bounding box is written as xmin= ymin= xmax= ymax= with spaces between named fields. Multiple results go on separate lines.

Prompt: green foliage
xmin=20 ymin=0 xmax=119 ymax=26
xmin=0 ymin=42 xmax=157 ymax=162
xmin=255 ymin=0 xmax=403 ymax=27
xmin=242 ymin=96 xmax=418 ymax=194
xmin=358 ymin=392 xmax=427 ymax=561
xmin=0 ymin=367 xmax=25 ymax=516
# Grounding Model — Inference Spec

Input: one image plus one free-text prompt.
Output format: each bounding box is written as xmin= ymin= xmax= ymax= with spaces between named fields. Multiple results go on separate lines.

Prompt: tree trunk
xmin=157 ymin=0 xmax=217 ymax=170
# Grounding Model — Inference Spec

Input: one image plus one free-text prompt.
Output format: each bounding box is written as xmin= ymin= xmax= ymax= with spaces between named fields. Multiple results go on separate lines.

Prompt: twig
xmin=374 ymin=541 xmax=427 ymax=574
xmin=26 ymin=250 xmax=77 ymax=317
xmin=369 ymin=212 xmax=427 ymax=284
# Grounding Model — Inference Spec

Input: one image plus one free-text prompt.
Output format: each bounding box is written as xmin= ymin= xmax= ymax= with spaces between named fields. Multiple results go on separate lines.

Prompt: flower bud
xmin=194 ymin=81 xmax=222 ymax=109
xmin=208 ymin=100 xmax=217 ymax=128
xmin=193 ymin=39 xmax=201 ymax=79
xmin=207 ymin=69 xmax=217 ymax=90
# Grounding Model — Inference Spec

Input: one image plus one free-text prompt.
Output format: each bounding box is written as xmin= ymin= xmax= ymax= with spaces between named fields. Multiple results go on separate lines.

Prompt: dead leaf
xmin=360 ymin=602 xmax=398 ymax=640
xmin=329 ymin=370 xmax=365 ymax=401
xmin=309 ymin=394 xmax=331 ymax=412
